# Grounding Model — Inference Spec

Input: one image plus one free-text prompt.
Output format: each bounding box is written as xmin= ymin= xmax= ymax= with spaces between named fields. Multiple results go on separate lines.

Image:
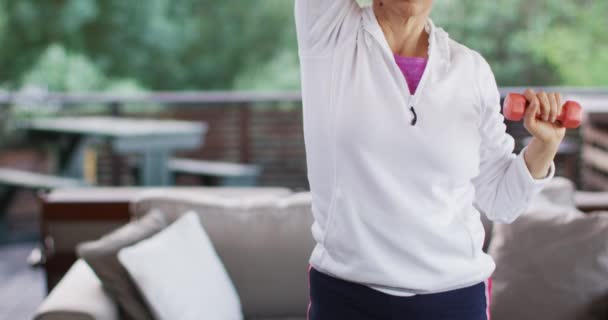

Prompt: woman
xmin=295 ymin=0 xmax=564 ymax=319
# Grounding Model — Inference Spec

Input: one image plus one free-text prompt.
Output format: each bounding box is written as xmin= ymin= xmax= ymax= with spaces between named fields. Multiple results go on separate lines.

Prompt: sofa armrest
xmin=575 ymin=191 xmax=608 ymax=213
xmin=34 ymin=259 xmax=119 ymax=320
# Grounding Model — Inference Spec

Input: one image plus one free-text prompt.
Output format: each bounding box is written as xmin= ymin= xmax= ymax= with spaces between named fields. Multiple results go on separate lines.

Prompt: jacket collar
xmin=360 ymin=7 xmax=451 ymax=70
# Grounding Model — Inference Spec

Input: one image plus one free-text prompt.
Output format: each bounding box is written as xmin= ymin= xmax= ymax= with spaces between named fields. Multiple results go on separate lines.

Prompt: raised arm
xmin=471 ymin=52 xmax=555 ymax=224
xmin=294 ymin=0 xmax=361 ymax=55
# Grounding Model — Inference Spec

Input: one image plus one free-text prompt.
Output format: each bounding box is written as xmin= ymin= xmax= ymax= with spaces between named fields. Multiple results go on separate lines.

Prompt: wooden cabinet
xmin=38 ymin=188 xmax=137 ymax=291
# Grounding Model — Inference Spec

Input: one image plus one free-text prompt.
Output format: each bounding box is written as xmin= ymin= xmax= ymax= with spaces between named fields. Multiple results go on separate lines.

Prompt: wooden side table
xmin=38 ymin=188 xmax=137 ymax=292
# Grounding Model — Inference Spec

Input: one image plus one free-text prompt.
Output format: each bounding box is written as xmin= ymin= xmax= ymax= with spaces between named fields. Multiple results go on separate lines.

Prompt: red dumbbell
xmin=502 ymin=93 xmax=582 ymax=128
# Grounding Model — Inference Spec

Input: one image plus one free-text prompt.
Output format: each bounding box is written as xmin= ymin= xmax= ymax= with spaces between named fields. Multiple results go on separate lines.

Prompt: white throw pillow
xmin=118 ymin=211 xmax=243 ymax=320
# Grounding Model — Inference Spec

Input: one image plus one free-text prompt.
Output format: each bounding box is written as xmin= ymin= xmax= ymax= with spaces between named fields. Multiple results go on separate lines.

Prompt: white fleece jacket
xmin=295 ymin=0 xmax=555 ymax=296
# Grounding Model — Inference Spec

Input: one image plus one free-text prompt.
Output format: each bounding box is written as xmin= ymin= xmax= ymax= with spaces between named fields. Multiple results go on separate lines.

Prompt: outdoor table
xmin=18 ymin=116 xmax=208 ymax=186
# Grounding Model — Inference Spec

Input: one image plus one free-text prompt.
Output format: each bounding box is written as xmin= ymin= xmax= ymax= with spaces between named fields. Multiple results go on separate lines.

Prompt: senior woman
xmin=295 ymin=0 xmax=565 ymax=319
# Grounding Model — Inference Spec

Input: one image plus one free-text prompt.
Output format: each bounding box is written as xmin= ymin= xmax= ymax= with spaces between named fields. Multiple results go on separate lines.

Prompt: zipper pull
xmin=409 ymin=105 xmax=418 ymax=126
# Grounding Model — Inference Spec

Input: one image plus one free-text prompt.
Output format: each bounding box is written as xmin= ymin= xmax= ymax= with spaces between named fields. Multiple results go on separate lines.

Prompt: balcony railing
xmin=1 ymin=88 xmax=607 ymax=190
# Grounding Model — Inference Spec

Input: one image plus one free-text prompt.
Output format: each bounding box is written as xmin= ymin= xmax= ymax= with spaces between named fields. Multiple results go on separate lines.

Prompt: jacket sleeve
xmin=471 ymin=52 xmax=555 ymax=224
xmin=294 ymin=0 xmax=361 ymax=55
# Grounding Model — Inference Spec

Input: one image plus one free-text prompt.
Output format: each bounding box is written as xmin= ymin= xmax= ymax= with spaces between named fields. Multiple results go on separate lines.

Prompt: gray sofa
xmin=34 ymin=187 xmax=313 ymax=320
xmin=33 ymin=180 xmax=608 ymax=320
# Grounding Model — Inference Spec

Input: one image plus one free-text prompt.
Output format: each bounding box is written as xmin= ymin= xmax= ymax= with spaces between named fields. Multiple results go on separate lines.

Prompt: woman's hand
xmin=522 ymin=88 xmax=567 ymax=146
xmin=521 ymin=88 xmax=566 ymax=179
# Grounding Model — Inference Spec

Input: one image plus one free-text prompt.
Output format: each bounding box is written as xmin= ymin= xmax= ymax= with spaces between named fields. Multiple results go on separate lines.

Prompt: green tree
xmin=0 ymin=0 xmax=294 ymax=90
xmin=0 ymin=0 xmax=606 ymax=90
xmin=527 ymin=1 xmax=608 ymax=85
xmin=432 ymin=0 xmax=608 ymax=86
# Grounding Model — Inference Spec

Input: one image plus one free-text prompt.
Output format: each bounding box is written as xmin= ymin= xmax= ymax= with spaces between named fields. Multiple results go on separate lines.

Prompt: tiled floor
xmin=0 ymin=242 xmax=45 ymax=320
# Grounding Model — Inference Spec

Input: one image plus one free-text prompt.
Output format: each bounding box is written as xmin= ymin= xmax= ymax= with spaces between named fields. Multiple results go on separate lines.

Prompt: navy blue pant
xmin=307 ymin=266 xmax=489 ymax=320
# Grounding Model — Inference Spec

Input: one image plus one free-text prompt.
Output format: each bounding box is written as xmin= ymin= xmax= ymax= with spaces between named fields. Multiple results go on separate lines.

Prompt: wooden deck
xmin=0 ymin=242 xmax=45 ymax=320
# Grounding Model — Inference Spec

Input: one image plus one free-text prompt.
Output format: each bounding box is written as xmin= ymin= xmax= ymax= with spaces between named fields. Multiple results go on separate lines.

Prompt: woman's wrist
xmin=523 ymin=137 xmax=559 ymax=179
xmin=535 ymin=133 xmax=562 ymax=149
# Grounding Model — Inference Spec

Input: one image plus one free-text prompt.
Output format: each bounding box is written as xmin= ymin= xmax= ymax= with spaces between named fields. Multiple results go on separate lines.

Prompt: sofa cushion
xmin=131 ymin=191 xmax=315 ymax=318
xmin=480 ymin=176 xmax=576 ymax=252
xmin=488 ymin=204 xmax=608 ymax=320
xmin=76 ymin=210 xmax=168 ymax=320
xmin=535 ymin=176 xmax=576 ymax=208
xmin=118 ymin=211 xmax=243 ymax=320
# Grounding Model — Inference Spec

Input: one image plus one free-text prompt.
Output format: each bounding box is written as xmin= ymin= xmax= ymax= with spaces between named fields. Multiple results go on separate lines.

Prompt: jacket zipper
xmin=362 ymin=14 xmax=434 ymax=126
xmin=407 ymin=35 xmax=433 ymax=125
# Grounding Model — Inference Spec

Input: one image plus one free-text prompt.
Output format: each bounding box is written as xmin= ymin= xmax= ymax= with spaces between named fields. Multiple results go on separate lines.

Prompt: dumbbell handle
xmin=502 ymin=93 xmax=582 ymax=129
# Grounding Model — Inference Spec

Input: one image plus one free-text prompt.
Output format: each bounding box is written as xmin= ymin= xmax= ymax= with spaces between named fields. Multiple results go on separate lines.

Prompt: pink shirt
xmin=393 ymin=53 xmax=428 ymax=95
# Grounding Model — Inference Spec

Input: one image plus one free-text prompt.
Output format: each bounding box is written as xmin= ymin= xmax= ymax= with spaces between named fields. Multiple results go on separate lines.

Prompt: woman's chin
xmin=401 ymin=6 xmax=420 ymax=15
xmin=390 ymin=0 xmax=431 ymax=17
